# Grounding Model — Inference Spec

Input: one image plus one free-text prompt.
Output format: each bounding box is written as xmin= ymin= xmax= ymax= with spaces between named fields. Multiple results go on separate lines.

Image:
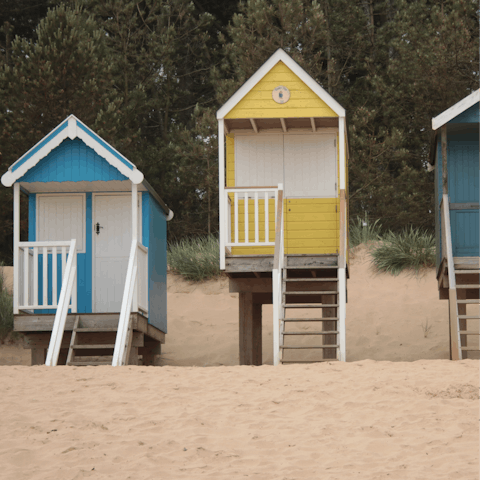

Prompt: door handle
xmin=95 ymin=222 xmax=104 ymax=235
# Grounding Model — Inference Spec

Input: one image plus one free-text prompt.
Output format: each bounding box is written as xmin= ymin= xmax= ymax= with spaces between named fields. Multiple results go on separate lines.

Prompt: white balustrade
xmin=225 ymin=186 xmax=280 ymax=247
xmin=16 ymin=241 xmax=77 ymax=312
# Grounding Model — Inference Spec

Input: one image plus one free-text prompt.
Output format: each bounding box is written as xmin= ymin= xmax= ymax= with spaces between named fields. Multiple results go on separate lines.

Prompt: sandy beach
xmin=0 ymin=248 xmax=478 ymax=479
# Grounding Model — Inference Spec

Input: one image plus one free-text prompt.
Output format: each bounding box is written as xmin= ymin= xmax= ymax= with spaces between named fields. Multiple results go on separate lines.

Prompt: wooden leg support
xmin=239 ymin=292 xmax=262 ymax=365
xmin=322 ymin=294 xmax=337 ymax=360
xmin=31 ymin=348 xmax=46 ymax=365
xmin=140 ymin=341 xmax=161 ymax=366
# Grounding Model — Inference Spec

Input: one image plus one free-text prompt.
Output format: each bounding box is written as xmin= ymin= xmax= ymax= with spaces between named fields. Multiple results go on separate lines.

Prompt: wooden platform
xmin=15 ymin=312 xmax=165 ymax=366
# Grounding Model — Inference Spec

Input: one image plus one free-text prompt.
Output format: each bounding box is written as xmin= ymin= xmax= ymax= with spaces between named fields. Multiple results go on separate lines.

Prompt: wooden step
xmin=76 ymin=328 xmax=118 ymax=333
xmin=285 ymin=278 xmax=338 ymax=282
xmin=72 ymin=344 xmax=115 ymax=350
xmin=286 ymin=266 xmax=337 ymax=270
xmin=280 ymin=345 xmax=339 ymax=349
xmin=283 ymin=331 xmax=338 ymax=335
xmin=457 ymin=300 xmax=480 ymax=304
xmin=283 ymin=304 xmax=338 ymax=308
xmin=458 ymin=315 xmax=480 ymax=320
xmin=280 ymin=359 xmax=339 ymax=364
xmin=461 ymin=347 xmax=480 ymax=351
xmin=455 ymin=270 xmax=480 ymax=274
xmin=282 ymin=317 xmax=339 ymax=322
xmin=456 ymin=285 xmax=480 ymax=289
xmin=459 ymin=331 xmax=480 ymax=335
xmin=284 ymin=291 xmax=339 ymax=295
xmin=67 ymin=361 xmax=112 ymax=366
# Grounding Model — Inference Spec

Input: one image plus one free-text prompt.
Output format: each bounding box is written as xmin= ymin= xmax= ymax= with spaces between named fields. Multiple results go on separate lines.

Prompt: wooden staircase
xmin=279 ymin=258 xmax=340 ymax=364
xmin=66 ymin=315 xmax=133 ymax=366
xmin=451 ymin=265 xmax=480 ymax=360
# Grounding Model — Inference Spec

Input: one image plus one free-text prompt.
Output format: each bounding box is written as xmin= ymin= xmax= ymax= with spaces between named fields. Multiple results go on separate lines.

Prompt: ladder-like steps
xmin=459 ymin=331 xmax=480 ymax=335
xmin=456 ymin=284 xmax=480 ymax=289
xmin=283 ymin=317 xmax=339 ymax=322
xmin=279 ymin=262 xmax=340 ymax=364
xmin=66 ymin=316 xmax=121 ymax=366
xmin=455 ymin=270 xmax=480 ymax=274
xmin=457 ymin=300 xmax=480 ymax=304
xmin=69 ymin=361 xmax=112 ymax=366
xmin=283 ymin=304 xmax=338 ymax=308
xmin=458 ymin=315 xmax=480 ymax=320
xmin=281 ymin=345 xmax=339 ymax=350
xmin=461 ymin=347 xmax=480 ymax=352
xmin=285 ymin=278 xmax=338 ymax=282
xmin=283 ymin=331 xmax=338 ymax=335
xmin=280 ymin=359 xmax=339 ymax=364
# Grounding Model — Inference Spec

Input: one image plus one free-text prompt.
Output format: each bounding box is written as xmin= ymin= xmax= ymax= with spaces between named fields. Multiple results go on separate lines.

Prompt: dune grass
xmin=168 ymin=235 xmax=221 ymax=281
xmin=370 ymin=227 xmax=436 ymax=275
xmin=0 ymin=265 xmax=14 ymax=342
xmin=349 ymin=215 xmax=382 ymax=247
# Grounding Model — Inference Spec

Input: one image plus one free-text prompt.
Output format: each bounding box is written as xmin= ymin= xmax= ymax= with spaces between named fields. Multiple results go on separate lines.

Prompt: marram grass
xmin=168 ymin=235 xmax=221 ymax=281
xmin=370 ymin=228 xmax=436 ymax=275
xmin=349 ymin=216 xmax=382 ymax=247
xmin=0 ymin=265 xmax=14 ymax=342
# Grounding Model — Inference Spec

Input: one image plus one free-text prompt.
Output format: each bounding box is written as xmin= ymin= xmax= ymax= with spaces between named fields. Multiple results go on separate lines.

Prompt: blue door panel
xmin=450 ymin=210 xmax=479 ymax=257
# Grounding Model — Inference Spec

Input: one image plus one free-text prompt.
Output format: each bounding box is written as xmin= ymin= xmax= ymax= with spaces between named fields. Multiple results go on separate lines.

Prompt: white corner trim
xmin=216 ymin=48 xmax=345 ymax=120
xmin=68 ymin=116 xmax=77 ymax=140
xmin=432 ymin=89 xmax=480 ymax=130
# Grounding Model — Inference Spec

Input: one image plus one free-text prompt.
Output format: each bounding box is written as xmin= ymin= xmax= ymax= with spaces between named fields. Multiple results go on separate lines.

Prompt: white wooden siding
xmin=37 ymin=194 xmax=85 ymax=252
xmin=235 ymin=134 xmax=284 ymax=187
xmin=284 ymin=134 xmax=336 ymax=198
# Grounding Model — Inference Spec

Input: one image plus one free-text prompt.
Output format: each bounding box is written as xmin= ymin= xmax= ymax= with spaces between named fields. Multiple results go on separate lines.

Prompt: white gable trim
xmin=1 ymin=115 xmax=144 ymax=187
xmin=216 ymin=49 xmax=345 ymax=119
xmin=432 ymin=89 xmax=480 ymax=130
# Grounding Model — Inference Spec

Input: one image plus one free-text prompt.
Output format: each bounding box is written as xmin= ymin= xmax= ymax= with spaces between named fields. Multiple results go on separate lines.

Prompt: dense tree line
xmin=0 ymin=0 xmax=477 ymax=263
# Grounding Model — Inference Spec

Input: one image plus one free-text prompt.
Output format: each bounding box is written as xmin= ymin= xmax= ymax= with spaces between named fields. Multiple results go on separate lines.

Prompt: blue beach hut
xmin=431 ymin=90 xmax=479 ymax=360
xmin=1 ymin=115 xmax=173 ymax=366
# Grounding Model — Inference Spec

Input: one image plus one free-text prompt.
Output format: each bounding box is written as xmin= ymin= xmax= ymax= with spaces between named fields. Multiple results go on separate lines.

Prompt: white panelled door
xmin=284 ymin=134 xmax=337 ymax=198
xmin=93 ymin=194 xmax=141 ymax=313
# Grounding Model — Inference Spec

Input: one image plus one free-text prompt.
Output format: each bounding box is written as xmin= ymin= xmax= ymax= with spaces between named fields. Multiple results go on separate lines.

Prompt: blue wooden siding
xmin=29 ymin=192 xmax=93 ymax=314
xmin=12 ymin=120 xmax=68 ymax=172
xmin=145 ymin=193 xmax=167 ymax=333
xmin=436 ymin=131 xmax=479 ymax=258
xmin=448 ymin=104 xmax=479 ymax=124
xmin=20 ymin=138 xmax=128 ymax=183
xmin=77 ymin=123 xmax=134 ymax=170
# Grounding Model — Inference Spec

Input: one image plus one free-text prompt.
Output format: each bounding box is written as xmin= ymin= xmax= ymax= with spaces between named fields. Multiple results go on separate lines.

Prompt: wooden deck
xmin=15 ymin=312 xmax=165 ymax=366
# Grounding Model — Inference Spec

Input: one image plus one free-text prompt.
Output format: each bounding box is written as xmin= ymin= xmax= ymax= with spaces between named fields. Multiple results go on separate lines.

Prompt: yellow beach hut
xmin=217 ymin=49 xmax=349 ymax=366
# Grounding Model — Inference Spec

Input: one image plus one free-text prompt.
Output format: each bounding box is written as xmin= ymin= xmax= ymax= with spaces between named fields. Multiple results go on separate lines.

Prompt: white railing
xmin=112 ymin=240 xmax=138 ymax=366
xmin=224 ymin=186 xmax=281 ymax=248
xmin=16 ymin=241 xmax=77 ymax=313
xmin=135 ymin=243 xmax=148 ymax=314
xmin=441 ymin=194 xmax=461 ymax=360
xmin=45 ymin=239 xmax=77 ymax=366
xmin=272 ymin=185 xmax=284 ymax=366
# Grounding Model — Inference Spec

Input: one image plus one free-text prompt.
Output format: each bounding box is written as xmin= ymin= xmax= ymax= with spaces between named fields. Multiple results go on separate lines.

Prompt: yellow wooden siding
xmin=225 ymin=62 xmax=337 ymax=119
xmin=230 ymin=198 xmax=340 ymax=255
xmin=285 ymin=198 xmax=339 ymax=254
xmin=226 ymin=134 xmax=235 ymax=187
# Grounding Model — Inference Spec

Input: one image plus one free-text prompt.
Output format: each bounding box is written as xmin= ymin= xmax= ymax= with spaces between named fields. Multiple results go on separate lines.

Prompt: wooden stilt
xmin=239 ymin=292 xmax=262 ymax=365
xmin=31 ymin=348 xmax=46 ymax=365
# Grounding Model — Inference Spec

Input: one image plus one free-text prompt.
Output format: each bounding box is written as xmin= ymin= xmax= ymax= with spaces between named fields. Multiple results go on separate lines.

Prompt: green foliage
xmin=0 ymin=266 xmax=14 ymax=342
xmin=168 ymin=235 xmax=220 ymax=281
xmin=370 ymin=228 xmax=436 ymax=275
xmin=349 ymin=216 xmax=382 ymax=248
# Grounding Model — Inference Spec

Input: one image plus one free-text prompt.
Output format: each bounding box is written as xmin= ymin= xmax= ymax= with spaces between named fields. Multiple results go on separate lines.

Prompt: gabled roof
xmin=432 ymin=89 xmax=480 ymax=130
xmin=216 ymin=49 xmax=345 ymax=120
xmin=1 ymin=115 xmax=144 ymax=187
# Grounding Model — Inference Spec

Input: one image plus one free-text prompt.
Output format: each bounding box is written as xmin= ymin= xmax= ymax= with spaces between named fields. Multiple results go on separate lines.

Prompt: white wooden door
xmin=284 ymin=134 xmax=337 ymax=198
xmin=93 ymin=194 xmax=141 ymax=313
